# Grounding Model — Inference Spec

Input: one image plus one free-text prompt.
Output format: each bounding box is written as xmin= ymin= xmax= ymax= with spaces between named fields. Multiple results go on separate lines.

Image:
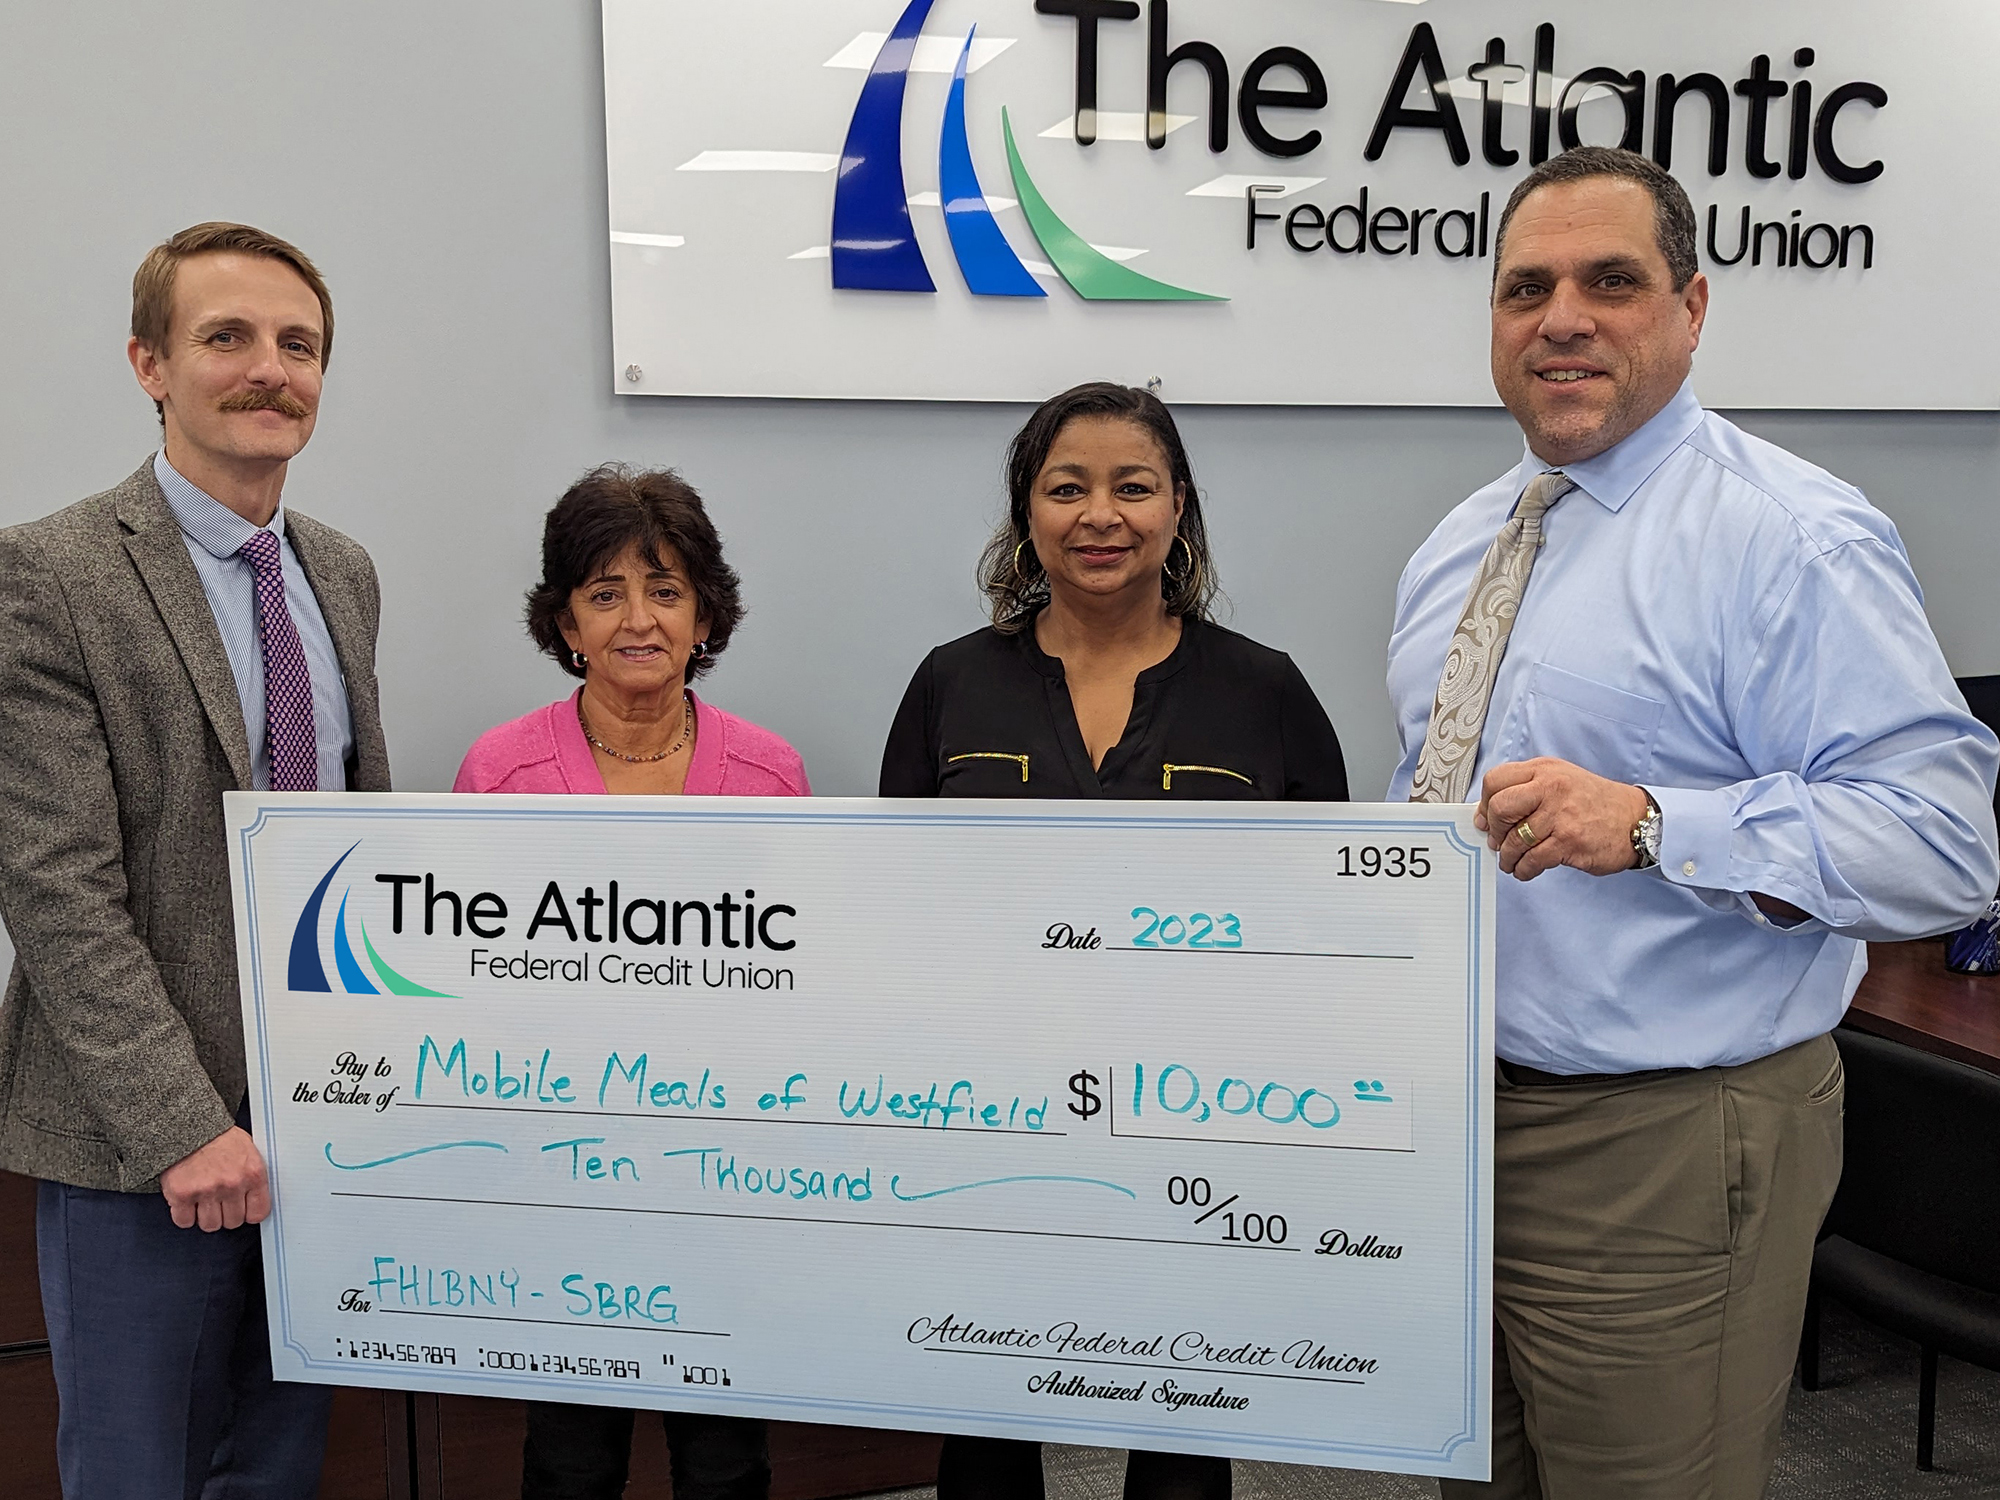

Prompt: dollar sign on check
xmin=1068 ymin=1070 xmax=1102 ymax=1120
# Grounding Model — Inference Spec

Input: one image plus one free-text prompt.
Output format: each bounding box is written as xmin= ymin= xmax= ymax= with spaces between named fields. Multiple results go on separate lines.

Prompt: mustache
xmin=217 ymin=389 xmax=310 ymax=418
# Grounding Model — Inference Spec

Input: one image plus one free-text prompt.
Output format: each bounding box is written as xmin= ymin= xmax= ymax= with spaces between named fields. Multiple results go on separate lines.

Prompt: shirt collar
xmin=1018 ymin=609 xmax=1199 ymax=685
xmin=154 ymin=449 xmax=287 ymax=559
xmin=1510 ymin=379 xmax=1706 ymax=513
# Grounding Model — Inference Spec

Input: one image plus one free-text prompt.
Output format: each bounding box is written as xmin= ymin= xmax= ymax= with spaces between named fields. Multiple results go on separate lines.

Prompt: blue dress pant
xmin=36 ymin=1178 xmax=332 ymax=1500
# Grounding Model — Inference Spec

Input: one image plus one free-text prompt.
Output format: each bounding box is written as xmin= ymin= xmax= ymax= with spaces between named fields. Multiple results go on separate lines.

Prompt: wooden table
xmin=1843 ymin=938 xmax=2000 ymax=1076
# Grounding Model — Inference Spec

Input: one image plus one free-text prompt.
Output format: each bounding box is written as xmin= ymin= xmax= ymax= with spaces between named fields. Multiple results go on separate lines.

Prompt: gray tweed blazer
xmin=0 ymin=461 xmax=391 ymax=1191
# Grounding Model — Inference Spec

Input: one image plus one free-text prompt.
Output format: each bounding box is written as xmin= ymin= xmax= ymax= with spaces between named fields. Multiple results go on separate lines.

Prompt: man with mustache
xmin=0 ymin=223 xmax=390 ymax=1497
xmin=1387 ymin=148 xmax=1998 ymax=1497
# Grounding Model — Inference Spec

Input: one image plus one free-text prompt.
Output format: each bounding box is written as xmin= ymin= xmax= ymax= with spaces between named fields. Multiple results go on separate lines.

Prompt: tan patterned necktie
xmin=1410 ymin=471 xmax=1573 ymax=804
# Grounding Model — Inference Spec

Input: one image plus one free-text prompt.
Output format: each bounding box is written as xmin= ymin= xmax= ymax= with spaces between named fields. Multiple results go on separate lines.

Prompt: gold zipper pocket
xmin=947 ymin=752 xmax=1030 ymax=783
xmin=1162 ymin=763 xmax=1252 ymax=791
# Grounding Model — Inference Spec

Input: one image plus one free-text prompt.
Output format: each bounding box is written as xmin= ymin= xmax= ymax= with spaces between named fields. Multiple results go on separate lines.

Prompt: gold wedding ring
xmin=1514 ymin=822 xmax=1538 ymax=847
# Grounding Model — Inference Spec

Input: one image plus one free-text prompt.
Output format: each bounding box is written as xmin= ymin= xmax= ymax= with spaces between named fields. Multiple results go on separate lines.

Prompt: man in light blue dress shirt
xmin=1388 ymin=149 xmax=1999 ymax=1498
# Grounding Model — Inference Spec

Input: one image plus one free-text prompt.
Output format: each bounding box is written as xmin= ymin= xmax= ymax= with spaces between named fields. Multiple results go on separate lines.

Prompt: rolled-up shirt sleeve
xmin=1650 ymin=537 xmax=1999 ymax=941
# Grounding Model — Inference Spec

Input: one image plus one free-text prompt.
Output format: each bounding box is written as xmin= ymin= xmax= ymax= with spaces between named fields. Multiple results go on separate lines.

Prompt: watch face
xmin=1633 ymin=804 xmax=1662 ymax=865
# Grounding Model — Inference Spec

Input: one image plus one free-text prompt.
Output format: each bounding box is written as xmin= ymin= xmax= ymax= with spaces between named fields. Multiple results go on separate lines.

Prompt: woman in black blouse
xmin=880 ymin=382 xmax=1348 ymax=1499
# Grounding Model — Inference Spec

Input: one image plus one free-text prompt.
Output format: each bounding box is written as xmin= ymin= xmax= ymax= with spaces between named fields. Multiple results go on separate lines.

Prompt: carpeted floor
xmin=1769 ymin=1299 xmax=1999 ymax=1497
xmin=871 ymin=1299 xmax=1999 ymax=1499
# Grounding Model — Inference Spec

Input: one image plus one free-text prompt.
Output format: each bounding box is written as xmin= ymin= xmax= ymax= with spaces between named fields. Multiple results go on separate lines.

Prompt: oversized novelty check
xmin=228 ymin=795 xmax=1494 ymax=1479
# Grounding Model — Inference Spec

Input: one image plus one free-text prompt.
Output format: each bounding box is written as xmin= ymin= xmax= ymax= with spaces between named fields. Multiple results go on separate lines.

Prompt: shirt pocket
xmin=939 ymin=751 xmax=1033 ymax=796
xmin=1516 ymin=663 xmax=1665 ymax=784
xmin=1159 ymin=762 xmax=1262 ymax=799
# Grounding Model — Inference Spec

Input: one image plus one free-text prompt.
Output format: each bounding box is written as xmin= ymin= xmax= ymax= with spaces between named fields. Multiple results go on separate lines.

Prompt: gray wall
xmin=2 ymin=3 xmax=1994 ymax=962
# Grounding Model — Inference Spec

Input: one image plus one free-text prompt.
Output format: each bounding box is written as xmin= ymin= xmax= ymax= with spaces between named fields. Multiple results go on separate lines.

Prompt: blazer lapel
xmin=286 ymin=521 xmax=365 ymax=694
xmin=287 ymin=515 xmax=390 ymax=791
xmin=116 ymin=466 xmax=255 ymax=790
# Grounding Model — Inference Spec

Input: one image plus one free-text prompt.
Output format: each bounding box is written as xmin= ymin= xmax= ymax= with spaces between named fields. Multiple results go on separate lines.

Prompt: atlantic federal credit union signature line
xmin=922 ymin=1343 xmax=1365 ymax=1389
xmin=327 ymin=1190 xmax=1302 ymax=1255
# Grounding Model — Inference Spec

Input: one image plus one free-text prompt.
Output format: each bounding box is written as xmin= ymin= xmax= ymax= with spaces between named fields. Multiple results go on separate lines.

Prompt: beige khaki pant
xmin=1441 ymin=1033 xmax=1845 ymax=1500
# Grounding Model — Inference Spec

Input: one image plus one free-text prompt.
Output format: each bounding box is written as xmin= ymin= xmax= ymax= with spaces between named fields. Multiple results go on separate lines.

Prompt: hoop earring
xmin=1012 ymin=540 xmax=1039 ymax=582
xmin=570 ymin=649 xmax=589 ymax=671
xmin=1163 ymin=534 xmax=1195 ymax=587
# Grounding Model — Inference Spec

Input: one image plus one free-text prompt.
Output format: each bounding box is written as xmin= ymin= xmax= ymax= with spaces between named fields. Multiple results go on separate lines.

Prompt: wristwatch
xmin=1630 ymin=791 xmax=1662 ymax=869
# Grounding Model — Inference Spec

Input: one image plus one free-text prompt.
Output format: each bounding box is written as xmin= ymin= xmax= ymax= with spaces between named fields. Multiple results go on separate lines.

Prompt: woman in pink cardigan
xmin=455 ymin=464 xmax=804 ymax=1500
xmin=455 ymin=464 xmax=808 ymax=800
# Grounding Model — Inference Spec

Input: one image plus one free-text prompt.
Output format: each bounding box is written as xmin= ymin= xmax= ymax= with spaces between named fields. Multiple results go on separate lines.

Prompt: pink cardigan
xmin=453 ymin=689 xmax=810 ymax=797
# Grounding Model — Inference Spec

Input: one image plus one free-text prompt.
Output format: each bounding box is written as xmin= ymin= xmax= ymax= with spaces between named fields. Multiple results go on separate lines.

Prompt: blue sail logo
xmin=830 ymin=0 xmax=1222 ymax=302
xmin=287 ymin=842 xmax=451 ymax=997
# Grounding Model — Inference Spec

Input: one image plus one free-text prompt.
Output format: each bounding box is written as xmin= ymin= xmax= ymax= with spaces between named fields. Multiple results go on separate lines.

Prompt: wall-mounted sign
xmin=602 ymin=0 xmax=1997 ymax=407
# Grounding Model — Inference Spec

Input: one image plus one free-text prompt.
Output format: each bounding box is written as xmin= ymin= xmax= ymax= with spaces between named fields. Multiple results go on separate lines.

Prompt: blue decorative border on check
xmin=240 ymin=803 xmax=1489 ymax=1466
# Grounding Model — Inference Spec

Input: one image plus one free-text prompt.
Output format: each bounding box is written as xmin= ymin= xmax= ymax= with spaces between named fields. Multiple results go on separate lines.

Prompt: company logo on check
xmin=288 ymin=842 xmax=452 ymax=997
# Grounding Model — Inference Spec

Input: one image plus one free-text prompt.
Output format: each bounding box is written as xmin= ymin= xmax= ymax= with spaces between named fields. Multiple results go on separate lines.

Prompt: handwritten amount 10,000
xmin=1130 ymin=1063 xmax=1344 ymax=1130
xmin=1066 ymin=1067 xmax=1357 ymax=1132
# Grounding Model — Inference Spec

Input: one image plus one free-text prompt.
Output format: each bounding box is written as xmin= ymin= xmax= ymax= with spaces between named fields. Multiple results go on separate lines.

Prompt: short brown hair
xmin=131 ymin=221 xmax=335 ymax=368
xmin=526 ymin=465 xmax=746 ymax=682
xmin=1494 ymin=146 xmax=1700 ymax=291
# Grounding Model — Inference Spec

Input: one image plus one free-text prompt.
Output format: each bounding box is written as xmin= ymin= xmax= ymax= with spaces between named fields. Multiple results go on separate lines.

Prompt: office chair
xmin=1801 ymin=1027 xmax=2000 ymax=1470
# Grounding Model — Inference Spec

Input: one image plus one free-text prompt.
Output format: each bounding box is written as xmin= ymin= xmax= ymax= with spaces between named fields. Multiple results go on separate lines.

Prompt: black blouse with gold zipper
xmin=879 ymin=616 xmax=1349 ymax=801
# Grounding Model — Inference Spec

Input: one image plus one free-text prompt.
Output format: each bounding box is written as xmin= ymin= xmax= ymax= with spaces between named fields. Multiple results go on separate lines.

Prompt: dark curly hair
xmin=978 ymin=382 xmax=1219 ymax=633
xmin=525 ymin=465 xmax=744 ymax=682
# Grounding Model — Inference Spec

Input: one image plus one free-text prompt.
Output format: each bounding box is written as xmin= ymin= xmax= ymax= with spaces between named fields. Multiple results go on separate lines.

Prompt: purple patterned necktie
xmin=239 ymin=530 xmax=318 ymax=791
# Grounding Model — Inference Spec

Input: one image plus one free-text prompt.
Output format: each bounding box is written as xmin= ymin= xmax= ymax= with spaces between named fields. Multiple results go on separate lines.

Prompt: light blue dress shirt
xmin=1387 ymin=382 xmax=2000 ymax=1073
xmin=155 ymin=451 xmax=355 ymax=792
